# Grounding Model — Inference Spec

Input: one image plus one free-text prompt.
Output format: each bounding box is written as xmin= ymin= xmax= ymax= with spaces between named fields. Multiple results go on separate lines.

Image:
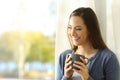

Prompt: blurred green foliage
xmin=0 ymin=31 xmax=55 ymax=63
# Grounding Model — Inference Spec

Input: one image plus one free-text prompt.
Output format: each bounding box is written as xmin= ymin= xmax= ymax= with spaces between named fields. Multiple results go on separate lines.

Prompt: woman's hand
xmin=73 ymin=57 xmax=90 ymax=80
xmin=64 ymin=54 xmax=73 ymax=78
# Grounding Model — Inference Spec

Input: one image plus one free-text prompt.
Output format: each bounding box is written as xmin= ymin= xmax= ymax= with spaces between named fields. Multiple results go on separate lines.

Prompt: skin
xmin=64 ymin=54 xmax=73 ymax=78
xmin=64 ymin=16 xmax=95 ymax=80
xmin=67 ymin=16 xmax=89 ymax=46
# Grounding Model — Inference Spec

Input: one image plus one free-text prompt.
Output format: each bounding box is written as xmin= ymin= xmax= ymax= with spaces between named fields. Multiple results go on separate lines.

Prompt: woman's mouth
xmin=72 ymin=37 xmax=80 ymax=41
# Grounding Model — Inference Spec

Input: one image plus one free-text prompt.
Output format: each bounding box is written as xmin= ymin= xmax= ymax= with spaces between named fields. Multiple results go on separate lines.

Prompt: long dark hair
xmin=67 ymin=7 xmax=107 ymax=51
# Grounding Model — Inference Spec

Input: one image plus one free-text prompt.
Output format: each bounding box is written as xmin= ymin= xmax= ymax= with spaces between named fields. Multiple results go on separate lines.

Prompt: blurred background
xmin=0 ymin=0 xmax=56 ymax=79
xmin=0 ymin=0 xmax=120 ymax=80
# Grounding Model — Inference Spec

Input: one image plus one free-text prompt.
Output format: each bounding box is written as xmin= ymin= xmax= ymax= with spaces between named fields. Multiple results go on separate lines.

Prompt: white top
xmin=72 ymin=72 xmax=82 ymax=80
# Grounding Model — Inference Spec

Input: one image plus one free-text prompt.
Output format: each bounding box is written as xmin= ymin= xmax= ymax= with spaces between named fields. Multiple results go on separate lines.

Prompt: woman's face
xmin=68 ymin=16 xmax=89 ymax=46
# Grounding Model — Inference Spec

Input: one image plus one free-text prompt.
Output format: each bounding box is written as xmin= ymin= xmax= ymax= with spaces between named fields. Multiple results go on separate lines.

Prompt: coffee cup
xmin=71 ymin=54 xmax=88 ymax=70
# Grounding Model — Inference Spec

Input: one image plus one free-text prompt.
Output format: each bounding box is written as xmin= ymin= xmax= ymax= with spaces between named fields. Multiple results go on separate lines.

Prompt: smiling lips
xmin=72 ymin=37 xmax=80 ymax=41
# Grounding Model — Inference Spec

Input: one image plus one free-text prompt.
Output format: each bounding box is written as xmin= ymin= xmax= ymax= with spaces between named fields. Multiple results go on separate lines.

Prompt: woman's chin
xmin=73 ymin=42 xmax=81 ymax=46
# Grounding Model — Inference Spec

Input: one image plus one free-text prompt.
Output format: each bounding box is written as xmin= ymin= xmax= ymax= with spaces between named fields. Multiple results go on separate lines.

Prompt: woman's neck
xmin=76 ymin=45 xmax=98 ymax=58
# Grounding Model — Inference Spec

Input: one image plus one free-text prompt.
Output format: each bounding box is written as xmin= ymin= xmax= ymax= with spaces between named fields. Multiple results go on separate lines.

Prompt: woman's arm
xmin=56 ymin=54 xmax=64 ymax=80
xmin=56 ymin=50 xmax=73 ymax=80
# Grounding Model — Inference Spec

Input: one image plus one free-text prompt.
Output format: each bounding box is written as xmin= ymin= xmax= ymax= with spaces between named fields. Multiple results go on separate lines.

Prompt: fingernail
xmin=70 ymin=66 xmax=72 ymax=69
xmin=68 ymin=54 xmax=72 ymax=57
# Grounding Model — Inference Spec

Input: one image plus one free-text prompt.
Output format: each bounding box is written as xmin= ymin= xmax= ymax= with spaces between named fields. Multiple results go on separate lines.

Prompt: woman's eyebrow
xmin=68 ymin=24 xmax=72 ymax=27
xmin=75 ymin=26 xmax=81 ymax=27
xmin=68 ymin=24 xmax=81 ymax=27
xmin=74 ymin=25 xmax=82 ymax=28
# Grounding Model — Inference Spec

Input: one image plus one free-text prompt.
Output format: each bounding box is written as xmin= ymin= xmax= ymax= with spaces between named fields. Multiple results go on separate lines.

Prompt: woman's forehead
xmin=69 ymin=16 xmax=85 ymax=25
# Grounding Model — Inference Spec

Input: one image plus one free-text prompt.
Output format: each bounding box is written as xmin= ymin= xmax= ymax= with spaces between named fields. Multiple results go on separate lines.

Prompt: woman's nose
xmin=71 ymin=29 xmax=76 ymax=36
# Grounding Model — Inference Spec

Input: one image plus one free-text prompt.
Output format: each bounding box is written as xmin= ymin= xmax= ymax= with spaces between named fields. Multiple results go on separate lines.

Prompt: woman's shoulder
xmin=58 ymin=49 xmax=73 ymax=67
xmin=99 ymin=48 xmax=118 ymax=61
xmin=100 ymin=48 xmax=116 ymax=57
xmin=60 ymin=49 xmax=73 ymax=56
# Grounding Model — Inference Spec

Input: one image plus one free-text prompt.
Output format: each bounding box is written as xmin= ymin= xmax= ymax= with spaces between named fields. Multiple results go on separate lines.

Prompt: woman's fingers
xmin=80 ymin=57 xmax=86 ymax=64
xmin=65 ymin=54 xmax=71 ymax=63
xmin=73 ymin=68 xmax=82 ymax=74
xmin=64 ymin=54 xmax=74 ymax=78
xmin=80 ymin=56 xmax=88 ymax=65
xmin=73 ymin=61 xmax=86 ymax=69
xmin=65 ymin=61 xmax=72 ymax=69
xmin=66 ymin=65 xmax=72 ymax=71
xmin=65 ymin=54 xmax=72 ymax=68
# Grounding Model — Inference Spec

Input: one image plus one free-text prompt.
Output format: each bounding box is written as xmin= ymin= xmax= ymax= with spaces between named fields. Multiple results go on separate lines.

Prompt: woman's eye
xmin=76 ymin=28 xmax=81 ymax=30
xmin=68 ymin=27 xmax=72 ymax=29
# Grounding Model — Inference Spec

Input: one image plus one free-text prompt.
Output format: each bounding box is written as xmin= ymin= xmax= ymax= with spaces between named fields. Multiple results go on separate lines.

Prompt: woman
xmin=56 ymin=7 xmax=119 ymax=80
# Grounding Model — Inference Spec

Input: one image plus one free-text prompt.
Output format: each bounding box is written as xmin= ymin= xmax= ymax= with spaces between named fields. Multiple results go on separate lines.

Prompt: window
xmin=0 ymin=0 xmax=56 ymax=79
